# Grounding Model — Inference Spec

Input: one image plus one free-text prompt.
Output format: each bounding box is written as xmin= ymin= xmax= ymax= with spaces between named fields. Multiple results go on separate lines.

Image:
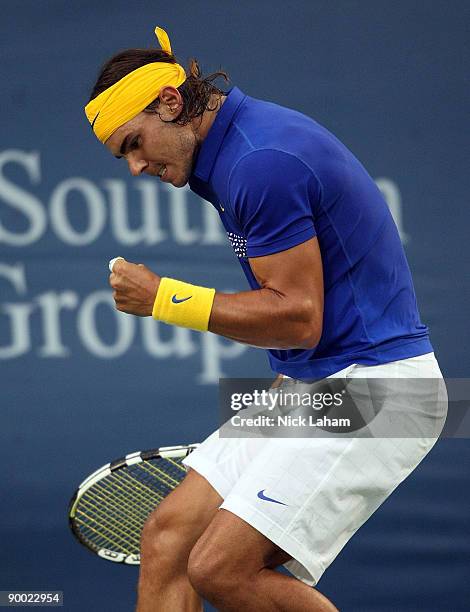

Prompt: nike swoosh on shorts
xmin=257 ymin=489 xmax=288 ymax=506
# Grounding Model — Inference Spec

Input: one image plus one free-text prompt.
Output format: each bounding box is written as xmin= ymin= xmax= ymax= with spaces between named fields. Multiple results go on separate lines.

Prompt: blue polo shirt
xmin=189 ymin=87 xmax=432 ymax=380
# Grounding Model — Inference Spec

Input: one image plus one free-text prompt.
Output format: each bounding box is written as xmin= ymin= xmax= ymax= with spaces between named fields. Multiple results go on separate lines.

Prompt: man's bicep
xmin=249 ymin=237 xmax=324 ymax=323
xmin=208 ymin=237 xmax=323 ymax=349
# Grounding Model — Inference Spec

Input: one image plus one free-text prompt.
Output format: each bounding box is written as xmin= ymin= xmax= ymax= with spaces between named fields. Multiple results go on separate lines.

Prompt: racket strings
xmin=80 ymin=487 xmax=145 ymax=534
xmin=166 ymin=457 xmax=188 ymax=473
xmin=75 ymin=516 xmax=130 ymax=552
xmin=88 ymin=480 xmax=156 ymax=528
xmin=113 ymin=469 xmax=165 ymax=504
xmin=76 ymin=475 xmax=160 ymax=552
xmin=134 ymin=457 xmax=187 ymax=483
xmin=73 ymin=456 xmax=188 ymax=555
xmin=91 ymin=477 xmax=157 ymax=518
xmin=81 ymin=464 xmax=173 ymax=532
xmin=79 ymin=474 xmax=156 ymax=537
xmin=77 ymin=498 xmax=140 ymax=547
xmin=137 ymin=461 xmax=182 ymax=488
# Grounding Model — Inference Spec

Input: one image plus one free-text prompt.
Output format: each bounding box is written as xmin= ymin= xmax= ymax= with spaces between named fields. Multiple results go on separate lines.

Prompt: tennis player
xmin=85 ymin=27 xmax=447 ymax=612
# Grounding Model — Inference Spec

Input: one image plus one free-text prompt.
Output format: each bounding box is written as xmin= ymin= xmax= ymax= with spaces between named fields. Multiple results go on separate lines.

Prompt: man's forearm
xmin=208 ymin=289 xmax=320 ymax=350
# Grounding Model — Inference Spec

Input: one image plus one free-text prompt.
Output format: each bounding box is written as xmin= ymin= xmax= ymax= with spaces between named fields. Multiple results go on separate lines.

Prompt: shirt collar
xmin=191 ymin=87 xmax=246 ymax=183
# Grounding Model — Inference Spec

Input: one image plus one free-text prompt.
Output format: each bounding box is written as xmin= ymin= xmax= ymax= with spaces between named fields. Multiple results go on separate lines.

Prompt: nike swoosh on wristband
xmin=171 ymin=294 xmax=192 ymax=304
xmin=257 ymin=490 xmax=288 ymax=506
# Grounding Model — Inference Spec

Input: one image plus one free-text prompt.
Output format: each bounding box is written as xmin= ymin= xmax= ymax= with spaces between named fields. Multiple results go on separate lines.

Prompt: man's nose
xmin=127 ymin=157 xmax=148 ymax=176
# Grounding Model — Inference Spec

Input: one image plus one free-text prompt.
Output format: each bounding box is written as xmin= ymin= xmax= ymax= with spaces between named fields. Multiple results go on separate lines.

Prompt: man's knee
xmin=140 ymin=498 xmax=193 ymax=569
xmin=141 ymin=507 xmax=172 ymax=557
xmin=187 ymin=510 xmax=292 ymax=600
xmin=187 ymin=537 xmax=239 ymax=600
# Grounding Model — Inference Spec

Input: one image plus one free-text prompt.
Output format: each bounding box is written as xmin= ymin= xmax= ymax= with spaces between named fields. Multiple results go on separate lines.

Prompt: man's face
xmin=106 ymin=110 xmax=198 ymax=188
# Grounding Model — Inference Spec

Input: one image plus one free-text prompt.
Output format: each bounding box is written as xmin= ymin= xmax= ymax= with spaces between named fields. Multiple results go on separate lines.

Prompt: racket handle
xmin=109 ymin=257 xmax=125 ymax=272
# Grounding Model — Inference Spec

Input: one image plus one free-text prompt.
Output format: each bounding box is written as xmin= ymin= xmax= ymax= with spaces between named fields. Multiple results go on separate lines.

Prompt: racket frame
xmin=68 ymin=443 xmax=199 ymax=564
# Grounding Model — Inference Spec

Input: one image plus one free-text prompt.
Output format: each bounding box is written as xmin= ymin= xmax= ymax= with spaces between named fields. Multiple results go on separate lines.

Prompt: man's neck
xmin=192 ymin=94 xmax=227 ymax=144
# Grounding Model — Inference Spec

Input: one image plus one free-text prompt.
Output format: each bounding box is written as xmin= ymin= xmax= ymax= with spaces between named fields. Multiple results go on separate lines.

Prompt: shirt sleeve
xmin=228 ymin=149 xmax=320 ymax=257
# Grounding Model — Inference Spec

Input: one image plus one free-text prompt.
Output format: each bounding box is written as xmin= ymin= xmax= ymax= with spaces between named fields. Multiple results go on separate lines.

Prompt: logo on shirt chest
xmin=227 ymin=232 xmax=247 ymax=258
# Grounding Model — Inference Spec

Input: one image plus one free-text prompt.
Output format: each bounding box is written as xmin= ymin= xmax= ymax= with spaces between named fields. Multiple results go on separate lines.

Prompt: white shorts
xmin=183 ymin=353 xmax=448 ymax=586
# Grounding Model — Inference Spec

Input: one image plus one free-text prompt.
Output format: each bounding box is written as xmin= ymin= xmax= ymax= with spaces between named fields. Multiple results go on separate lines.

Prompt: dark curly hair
xmin=88 ymin=47 xmax=229 ymax=126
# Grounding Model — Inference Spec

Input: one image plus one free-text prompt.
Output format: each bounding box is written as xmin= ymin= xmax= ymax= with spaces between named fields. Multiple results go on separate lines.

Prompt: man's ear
xmin=158 ymin=86 xmax=184 ymax=121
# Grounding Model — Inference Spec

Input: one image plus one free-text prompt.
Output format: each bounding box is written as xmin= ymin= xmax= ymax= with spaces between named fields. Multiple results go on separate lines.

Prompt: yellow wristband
xmin=152 ymin=278 xmax=216 ymax=332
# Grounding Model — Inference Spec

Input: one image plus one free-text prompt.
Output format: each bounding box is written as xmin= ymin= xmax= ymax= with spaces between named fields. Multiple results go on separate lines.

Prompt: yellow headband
xmin=84 ymin=27 xmax=186 ymax=143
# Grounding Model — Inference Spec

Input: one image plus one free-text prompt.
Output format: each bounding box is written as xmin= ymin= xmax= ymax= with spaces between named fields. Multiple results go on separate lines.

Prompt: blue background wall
xmin=1 ymin=1 xmax=469 ymax=610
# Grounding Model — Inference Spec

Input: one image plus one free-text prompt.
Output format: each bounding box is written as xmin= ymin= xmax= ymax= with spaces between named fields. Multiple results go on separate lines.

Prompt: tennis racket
xmin=68 ymin=444 xmax=199 ymax=564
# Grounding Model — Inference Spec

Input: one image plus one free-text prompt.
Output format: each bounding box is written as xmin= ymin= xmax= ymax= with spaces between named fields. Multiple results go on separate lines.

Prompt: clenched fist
xmin=109 ymin=258 xmax=160 ymax=316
